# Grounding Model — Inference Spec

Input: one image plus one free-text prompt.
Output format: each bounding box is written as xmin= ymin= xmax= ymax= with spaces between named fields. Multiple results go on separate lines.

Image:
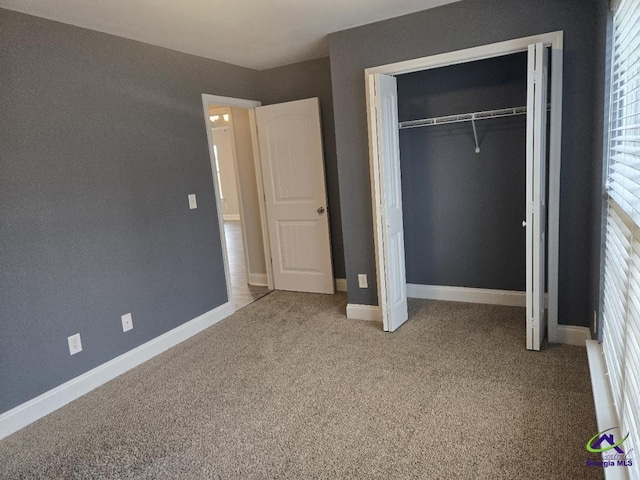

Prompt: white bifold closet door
xmin=371 ymin=74 xmax=409 ymax=332
xmin=255 ymin=98 xmax=334 ymax=294
xmin=525 ymin=42 xmax=549 ymax=351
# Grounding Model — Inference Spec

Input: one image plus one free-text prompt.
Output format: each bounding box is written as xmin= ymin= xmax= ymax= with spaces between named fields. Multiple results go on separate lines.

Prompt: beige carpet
xmin=0 ymin=292 xmax=602 ymax=479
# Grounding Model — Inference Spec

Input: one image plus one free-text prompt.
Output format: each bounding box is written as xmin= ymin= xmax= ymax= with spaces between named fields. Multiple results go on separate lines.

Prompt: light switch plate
xmin=121 ymin=313 xmax=133 ymax=332
xmin=188 ymin=194 xmax=197 ymax=209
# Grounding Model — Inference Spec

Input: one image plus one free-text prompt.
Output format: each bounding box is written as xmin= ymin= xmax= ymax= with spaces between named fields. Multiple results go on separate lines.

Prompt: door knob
xmin=522 ymin=220 xmax=527 ymax=227
xmin=317 ymin=207 xmax=325 ymax=214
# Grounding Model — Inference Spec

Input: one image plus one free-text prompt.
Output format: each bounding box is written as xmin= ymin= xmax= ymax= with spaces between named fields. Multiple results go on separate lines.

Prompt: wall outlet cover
xmin=188 ymin=194 xmax=197 ymax=209
xmin=358 ymin=274 xmax=368 ymax=289
xmin=68 ymin=333 xmax=82 ymax=355
xmin=121 ymin=313 xmax=133 ymax=332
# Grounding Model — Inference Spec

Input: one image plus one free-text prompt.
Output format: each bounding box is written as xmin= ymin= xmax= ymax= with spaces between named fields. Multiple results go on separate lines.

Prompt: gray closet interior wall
xmin=397 ymin=53 xmax=529 ymax=291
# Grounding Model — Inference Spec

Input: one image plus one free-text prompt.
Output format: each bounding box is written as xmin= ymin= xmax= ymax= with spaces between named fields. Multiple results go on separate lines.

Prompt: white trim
xmin=555 ymin=325 xmax=592 ymax=347
xmin=223 ymin=214 xmax=241 ymax=221
xmin=586 ymin=340 xmax=629 ymax=480
xmin=365 ymin=31 xmax=564 ymax=76
xmin=346 ymin=303 xmax=381 ymax=322
xmin=248 ymin=109 xmax=275 ymax=291
xmin=365 ymin=31 xmax=563 ymax=345
xmin=201 ymin=94 xmax=261 ymax=110
xmin=335 ymin=278 xmax=347 ymax=292
xmin=248 ymin=272 xmax=268 ymax=287
xmin=407 ymin=284 xmax=528 ymax=307
xmin=0 ymin=302 xmax=233 ymax=441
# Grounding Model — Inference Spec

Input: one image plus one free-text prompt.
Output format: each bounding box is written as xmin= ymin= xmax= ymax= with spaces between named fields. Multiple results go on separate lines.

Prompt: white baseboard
xmin=552 ymin=325 xmax=592 ymax=347
xmin=248 ymin=273 xmax=268 ymax=287
xmin=223 ymin=214 xmax=240 ymax=221
xmin=0 ymin=302 xmax=233 ymax=441
xmin=346 ymin=303 xmax=381 ymax=322
xmin=407 ymin=284 xmax=528 ymax=307
xmin=586 ymin=341 xmax=628 ymax=480
xmin=335 ymin=278 xmax=347 ymax=292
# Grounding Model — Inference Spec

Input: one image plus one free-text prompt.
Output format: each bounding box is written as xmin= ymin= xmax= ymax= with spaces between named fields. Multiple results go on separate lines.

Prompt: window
xmin=601 ymin=0 xmax=640 ymax=477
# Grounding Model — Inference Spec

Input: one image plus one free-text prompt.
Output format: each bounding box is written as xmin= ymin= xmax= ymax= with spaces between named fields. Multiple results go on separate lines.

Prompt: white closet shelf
xmin=398 ymin=106 xmax=527 ymax=130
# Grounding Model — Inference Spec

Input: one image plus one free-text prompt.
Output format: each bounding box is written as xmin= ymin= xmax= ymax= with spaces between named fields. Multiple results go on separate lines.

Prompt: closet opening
xmin=364 ymin=32 xmax=563 ymax=350
xmin=398 ymin=52 xmax=532 ymax=300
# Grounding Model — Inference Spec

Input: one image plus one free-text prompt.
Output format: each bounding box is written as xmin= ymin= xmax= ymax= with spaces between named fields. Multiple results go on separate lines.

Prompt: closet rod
xmin=398 ymin=106 xmax=527 ymax=130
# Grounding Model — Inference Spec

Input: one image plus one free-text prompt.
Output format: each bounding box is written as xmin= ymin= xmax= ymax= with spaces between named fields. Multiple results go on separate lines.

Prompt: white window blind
xmin=602 ymin=0 xmax=640 ymax=477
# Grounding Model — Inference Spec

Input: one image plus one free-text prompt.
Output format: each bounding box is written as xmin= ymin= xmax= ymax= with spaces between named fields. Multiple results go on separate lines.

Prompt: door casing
xmin=201 ymin=94 xmax=275 ymax=309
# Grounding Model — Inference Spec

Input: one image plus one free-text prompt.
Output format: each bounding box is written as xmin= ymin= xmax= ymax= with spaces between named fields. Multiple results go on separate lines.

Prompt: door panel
xmin=277 ymin=221 xmax=324 ymax=271
xmin=255 ymin=98 xmax=334 ymax=294
xmin=374 ymin=74 xmax=409 ymax=332
xmin=526 ymin=43 xmax=549 ymax=351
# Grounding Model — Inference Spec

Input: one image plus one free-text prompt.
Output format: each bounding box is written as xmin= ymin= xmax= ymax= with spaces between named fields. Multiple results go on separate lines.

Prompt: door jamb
xmin=201 ymin=94 xmax=275 ymax=310
xmin=247 ymin=109 xmax=275 ymax=291
xmin=364 ymin=31 xmax=563 ymax=342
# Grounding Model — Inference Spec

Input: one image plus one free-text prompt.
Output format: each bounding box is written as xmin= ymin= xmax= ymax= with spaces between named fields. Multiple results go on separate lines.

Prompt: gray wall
xmin=0 ymin=9 xmax=260 ymax=413
xmin=328 ymin=0 xmax=600 ymax=327
xmin=398 ymin=53 xmax=527 ymax=290
xmin=258 ymin=58 xmax=345 ymax=279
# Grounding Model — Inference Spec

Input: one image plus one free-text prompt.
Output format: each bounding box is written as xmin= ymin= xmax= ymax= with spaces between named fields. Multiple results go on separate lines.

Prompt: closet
xmin=365 ymin=35 xmax=561 ymax=350
xmin=397 ymin=53 xmax=532 ymax=294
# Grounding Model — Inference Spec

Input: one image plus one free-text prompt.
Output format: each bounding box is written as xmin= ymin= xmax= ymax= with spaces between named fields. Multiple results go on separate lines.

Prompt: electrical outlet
xmin=121 ymin=313 xmax=133 ymax=332
xmin=68 ymin=333 xmax=82 ymax=355
xmin=358 ymin=274 xmax=368 ymax=289
xmin=188 ymin=194 xmax=197 ymax=209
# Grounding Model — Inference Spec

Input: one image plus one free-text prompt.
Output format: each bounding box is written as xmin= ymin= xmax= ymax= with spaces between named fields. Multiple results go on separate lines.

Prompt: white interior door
xmin=255 ymin=98 xmax=334 ymax=294
xmin=526 ymin=43 xmax=549 ymax=351
xmin=372 ymin=74 xmax=408 ymax=332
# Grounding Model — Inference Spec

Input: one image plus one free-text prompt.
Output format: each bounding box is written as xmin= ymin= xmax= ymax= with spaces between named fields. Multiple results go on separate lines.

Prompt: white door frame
xmin=365 ymin=31 xmax=564 ymax=342
xmin=201 ymin=94 xmax=275 ymax=310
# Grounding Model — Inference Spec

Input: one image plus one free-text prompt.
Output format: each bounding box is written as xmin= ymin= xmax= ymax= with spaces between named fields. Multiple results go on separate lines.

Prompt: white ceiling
xmin=0 ymin=0 xmax=461 ymax=70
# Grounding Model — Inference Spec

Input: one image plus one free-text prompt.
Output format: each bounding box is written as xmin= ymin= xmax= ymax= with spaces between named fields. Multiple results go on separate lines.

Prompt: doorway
xmin=202 ymin=95 xmax=273 ymax=311
xmin=202 ymin=95 xmax=336 ymax=309
xmin=365 ymin=32 xmax=563 ymax=350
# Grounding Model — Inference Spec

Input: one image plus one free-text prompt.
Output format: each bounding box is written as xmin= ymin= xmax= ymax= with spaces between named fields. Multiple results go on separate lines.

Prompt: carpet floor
xmin=0 ymin=292 xmax=602 ymax=479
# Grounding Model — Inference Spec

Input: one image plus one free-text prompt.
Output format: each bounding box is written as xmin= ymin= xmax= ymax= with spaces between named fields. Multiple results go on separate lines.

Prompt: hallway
xmin=224 ymin=220 xmax=270 ymax=310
